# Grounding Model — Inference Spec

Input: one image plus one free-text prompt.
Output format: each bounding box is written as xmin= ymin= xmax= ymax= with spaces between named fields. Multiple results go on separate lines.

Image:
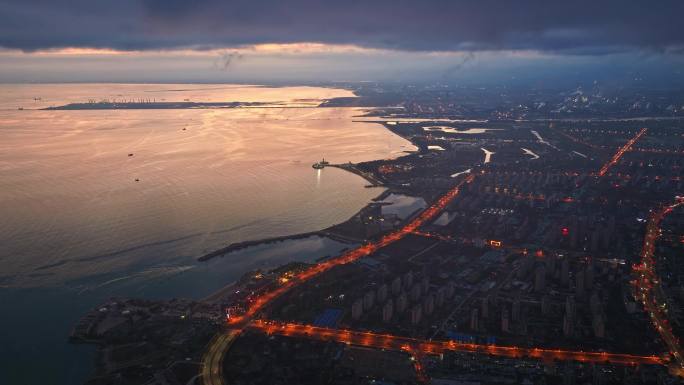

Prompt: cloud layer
xmin=1 ymin=0 xmax=683 ymax=54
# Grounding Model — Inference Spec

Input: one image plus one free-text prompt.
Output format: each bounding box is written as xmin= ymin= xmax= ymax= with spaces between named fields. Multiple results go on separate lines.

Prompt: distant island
xmin=44 ymin=101 xmax=272 ymax=110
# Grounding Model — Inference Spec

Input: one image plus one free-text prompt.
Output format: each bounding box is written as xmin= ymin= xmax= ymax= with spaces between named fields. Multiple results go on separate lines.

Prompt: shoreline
xmin=196 ymin=172 xmax=397 ymax=263
xmin=68 ymin=107 xmax=420 ymax=376
xmin=196 ymin=116 xmax=412 ymax=265
xmin=195 ymin=119 xmax=416 ymax=305
xmin=196 ymin=187 xmax=397 ymax=304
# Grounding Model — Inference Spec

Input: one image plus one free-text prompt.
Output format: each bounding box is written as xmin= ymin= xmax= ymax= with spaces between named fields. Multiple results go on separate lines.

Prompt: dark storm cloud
xmin=1 ymin=0 xmax=683 ymax=54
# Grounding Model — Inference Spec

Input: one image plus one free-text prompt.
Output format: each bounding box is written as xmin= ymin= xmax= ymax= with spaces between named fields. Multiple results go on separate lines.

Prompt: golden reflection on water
xmin=0 ymin=84 xmax=415 ymax=287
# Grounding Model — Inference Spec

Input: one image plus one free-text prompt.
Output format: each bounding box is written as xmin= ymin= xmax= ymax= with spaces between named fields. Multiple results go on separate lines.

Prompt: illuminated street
xmin=202 ymin=330 xmax=240 ymax=385
xmin=203 ymin=174 xmax=476 ymax=385
xmin=633 ymin=199 xmax=684 ymax=373
xmin=227 ymin=174 xmax=476 ymax=326
xmin=597 ymin=127 xmax=648 ymax=177
xmin=250 ymin=320 xmax=665 ymax=366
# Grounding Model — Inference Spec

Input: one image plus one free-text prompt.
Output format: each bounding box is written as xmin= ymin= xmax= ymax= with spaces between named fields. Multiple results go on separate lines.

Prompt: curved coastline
xmin=195 ymin=117 xmax=416 ymax=304
xmin=195 ymin=101 xmax=416 ymax=267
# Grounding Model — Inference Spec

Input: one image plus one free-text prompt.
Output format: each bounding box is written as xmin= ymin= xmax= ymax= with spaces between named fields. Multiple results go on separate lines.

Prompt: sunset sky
xmin=2 ymin=0 xmax=683 ymax=84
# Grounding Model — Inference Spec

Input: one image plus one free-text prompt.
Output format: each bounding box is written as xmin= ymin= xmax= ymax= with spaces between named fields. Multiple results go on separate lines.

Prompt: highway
xmin=634 ymin=199 xmax=684 ymax=374
xmin=201 ymin=330 xmax=240 ymax=385
xmin=597 ymin=127 xmax=647 ymax=177
xmin=249 ymin=320 xmax=664 ymax=366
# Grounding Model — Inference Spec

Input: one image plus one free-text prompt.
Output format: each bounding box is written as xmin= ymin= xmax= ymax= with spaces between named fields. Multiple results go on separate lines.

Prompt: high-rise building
xmin=561 ymin=258 xmax=570 ymax=286
xmin=423 ymin=294 xmax=435 ymax=315
xmin=563 ymin=295 xmax=576 ymax=338
xmin=569 ymin=226 xmax=578 ymax=250
xmin=593 ymin=313 xmax=605 ymax=338
xmin=421 ymin=276 xmax=430 ymax=293
xmin=590 ymin=228 xmax=601 ymax=252
xmin=382 ymin=300 xmax=393 ymax=323
xmin=535 ymin=266 xmax=546 ymax=292
xmin=541 ymin=295 xmax=551 ymax=316
xmin=512 ymin=294 xmax=521 ymax=322
xmin=410 ymin=283 xmax=422 ymax=302
xmin=517 ymin=255 xmax=535 ymax=279
xmin=436 ymin=287 xmax=446 ymax=307
xmin=519 ymin=315 xmax=528 ymax=335
xmin=585 ymin=264 xmax=594 ymax=291
xmin=410 ymin=304 xmax=422 ymax=325
xmin=563 ymin=313 xmax=574 ymax=337
xmin=445 ymin=281 xmax=455 ymax=298
xmin=391 ymin=276 xmax=402 ymax=296
xmin=501 ymin=308 xmax=510 ymax=333
xmin=575 ymin=270 xmax=585 ymax=297
xmin=546 ymin=254 xmax=557 ymax=277
xmin=403 ymin=271 xmax=414 ymax=289
xmin=470 ymin=308 xmax=479 ymax=331
xmin=481 ymin=296 xmax=489 ymax=319
xmin=363 ymin=290 xmax=375 ymax=310
xmin=396 ymin=293 xmax=408 ymax=313
xmin=589 ymin=291 xmax=601 ymax=316
xmin=565 ymin=295 xmax=576 ymax=320
xmin=377 ymin=284 xmax=388 ymax=303
xmin=352 ymin=298 xmax=363 ymax=320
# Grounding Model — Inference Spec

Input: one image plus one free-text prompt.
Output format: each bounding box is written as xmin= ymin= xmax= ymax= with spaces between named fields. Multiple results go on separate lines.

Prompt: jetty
xmin=313 ymin=160 xmax=383 ymax=187
xmin=197 ymin=230 xmax=359 ymax=262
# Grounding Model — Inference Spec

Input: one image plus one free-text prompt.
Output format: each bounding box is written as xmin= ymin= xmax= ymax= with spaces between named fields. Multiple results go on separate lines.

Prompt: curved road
xmin=202 ymin=330 xmax=240 ymax=385
xmin=634 ymin=199 xmax=684 ymax=375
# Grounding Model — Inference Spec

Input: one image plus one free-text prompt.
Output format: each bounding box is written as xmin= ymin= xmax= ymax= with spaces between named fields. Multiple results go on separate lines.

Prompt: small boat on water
xmin=312 ymin=158 xmax=329 ymax=169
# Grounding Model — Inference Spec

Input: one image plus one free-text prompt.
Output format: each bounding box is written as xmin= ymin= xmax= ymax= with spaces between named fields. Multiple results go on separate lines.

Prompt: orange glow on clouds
xmin=5 ymin=43 xmax=386 ymax=57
